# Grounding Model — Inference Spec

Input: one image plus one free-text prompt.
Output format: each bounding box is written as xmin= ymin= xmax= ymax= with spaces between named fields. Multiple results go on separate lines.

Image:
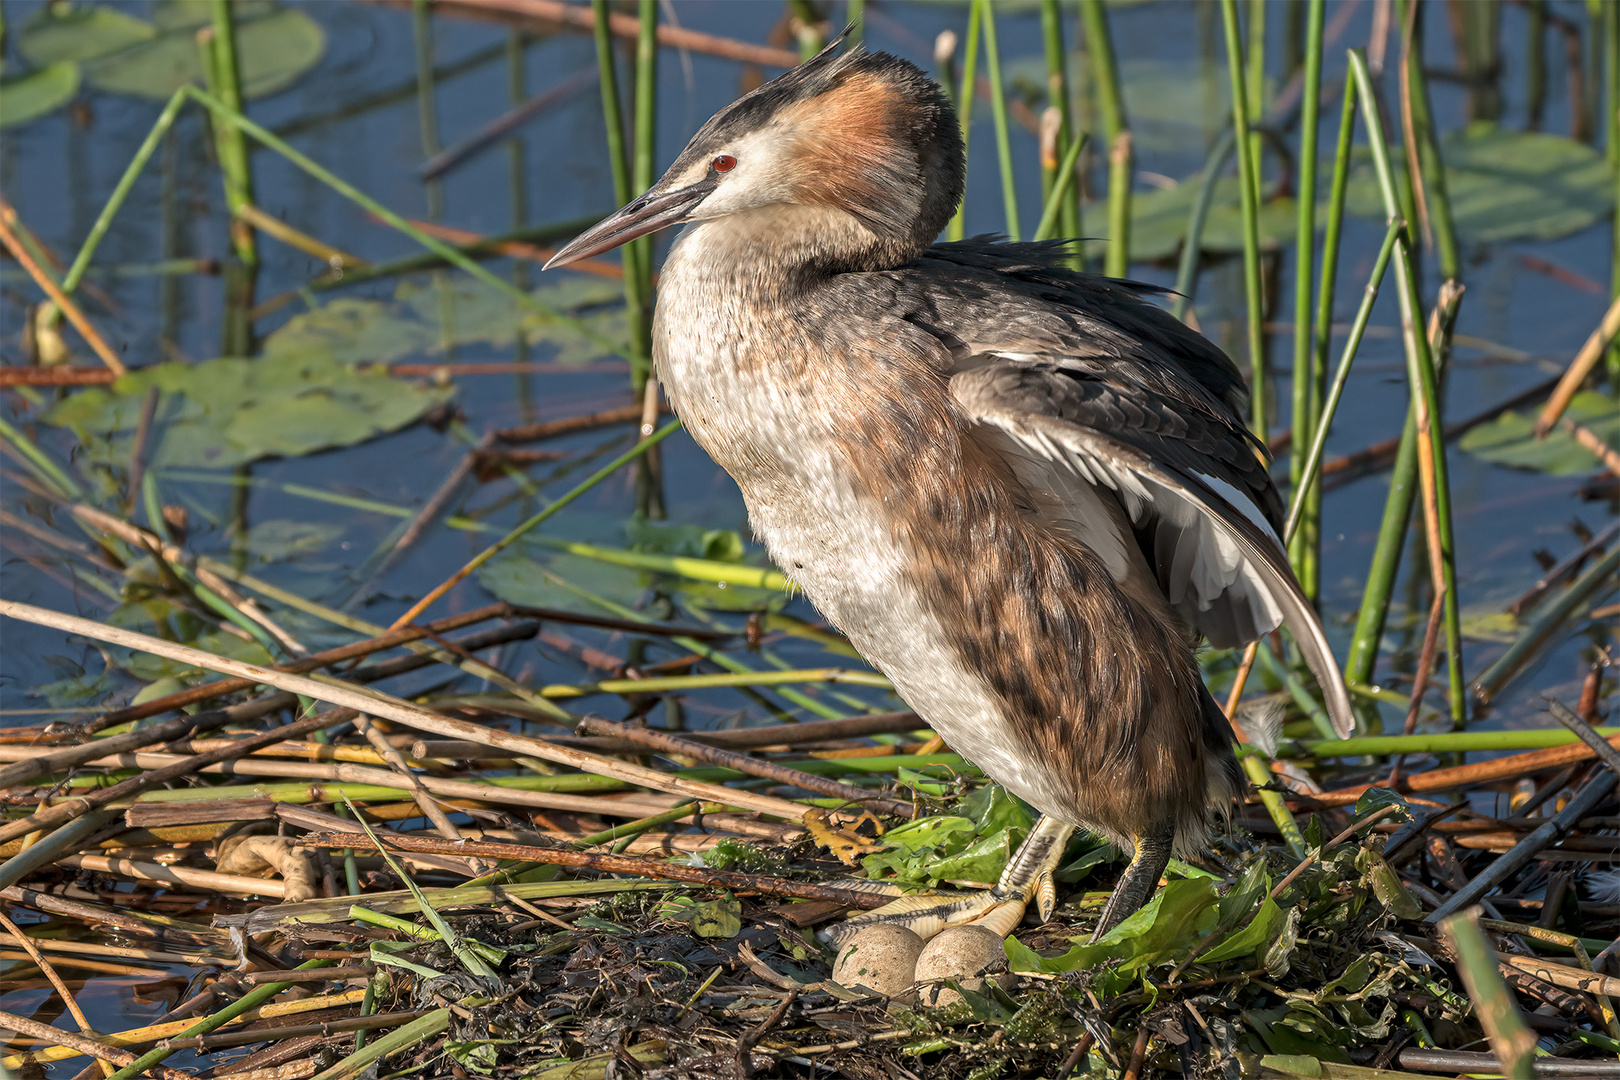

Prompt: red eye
xmin=711 ymin=154 xmax=737 ymax=172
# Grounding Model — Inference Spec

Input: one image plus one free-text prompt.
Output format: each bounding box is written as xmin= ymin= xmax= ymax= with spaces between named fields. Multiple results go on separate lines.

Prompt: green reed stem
xmin=1169 ymin=129 xmax=1235 ymax=322
xmin=1440 ymin=912 xmax=1536 ymax=1080
xmin=1032 ymin=131 xmax=1088 ymax=242
xmin=1287 ymin=0 xmax=1325 ymax=601
xmin=1303 ymin=725 xmax=1620 ymax=759
xmin=104 ymin=959 xmax=335 ymax=1080
xmin=0 ymin=416 xmax=84 ymax=500
xmin=848 ymin=0 xmax=865 ymax=42
xmin=630 ymin=0 xmax=658 ymax=389
xmin=1219 ymin=0 xmax=1267 ymax=439
xmin=62 ymin=90 xmax=188 ymax=296
xmin=1347 ymin=51 xmax=1464 ymax=722
xmin=1285 ymin=220 xmax=1402 ymax=548
xmin=947 ymin=1 xmax=982 ymax=243
xmin=590 ymin=0 xmax=647 ymax=374
xmin=1039 ymin=0 xmax=1081 ymax=265
xmin=1395 ymin=0 xmax=1459 ymax=280
xmin=976 ymin=0 xmax=1020 ymax=240
xmin=1245 ymin=0 xmax=1266 ymax=205
xmin=1080 ymin=0 xmax=1129 ymax=278
xmin=1299 ymin=70 xmax=1358 ymax=605
xmin=206 ymin=0 xmax=255 ymax=268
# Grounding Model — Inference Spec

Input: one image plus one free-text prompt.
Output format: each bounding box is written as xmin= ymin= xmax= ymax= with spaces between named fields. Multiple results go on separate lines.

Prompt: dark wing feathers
xmin=862 ymin=239 xmax=1354 ymax=738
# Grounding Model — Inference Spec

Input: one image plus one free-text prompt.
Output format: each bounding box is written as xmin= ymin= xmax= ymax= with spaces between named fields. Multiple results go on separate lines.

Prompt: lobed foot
xmin=820 ymin=816 xmax=1075 ymax=947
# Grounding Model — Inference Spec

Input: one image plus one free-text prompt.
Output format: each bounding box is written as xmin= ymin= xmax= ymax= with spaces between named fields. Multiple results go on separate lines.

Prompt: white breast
xmin=651 ymin=218 xmax=1083 ymax=822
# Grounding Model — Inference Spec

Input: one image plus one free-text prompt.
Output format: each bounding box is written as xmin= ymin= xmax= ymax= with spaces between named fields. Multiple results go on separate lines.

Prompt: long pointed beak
xmin=543 ymin=179 xmax=715 ymax=270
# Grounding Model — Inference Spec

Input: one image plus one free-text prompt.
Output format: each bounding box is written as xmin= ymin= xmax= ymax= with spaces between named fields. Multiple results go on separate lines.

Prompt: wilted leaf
xmin=689 ymin=896 xmax=743 ymax=939
xmin=1358 ymin=849 xmax=1423 ymax=919
xmin=42 ymin=353 xmax=453 ymax=469
xmin=1458 ymin=391 xmax=1620 ymax=475
xmin=804 ymin=808 xmax=886 ymax=866
xmin=0 ymin=63 xmax=81 ymax=129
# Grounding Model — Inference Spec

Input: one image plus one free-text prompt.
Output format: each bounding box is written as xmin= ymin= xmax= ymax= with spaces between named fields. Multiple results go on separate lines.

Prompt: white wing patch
xmin=1006 ymin=419 xmax=1284 ymax=647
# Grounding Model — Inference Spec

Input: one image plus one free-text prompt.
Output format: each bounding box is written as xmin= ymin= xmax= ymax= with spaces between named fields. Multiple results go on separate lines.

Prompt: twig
xmin=1535 ymin=289 xmax=1620 ymax=437
xmin=1427 ymin=765 xmax=1617 ymax=921
xmin=420 ymin=0 xmax=800 ymax=67
xmin=1563 ymin=415 xmax=1620 ymax=475
xmin=299 ymin=831 xmax=892 ymax=908
xmin=0 ymin=909 xmax=113 ymax=1077
xmin=420 ymin=68 xmax=597 ymax=179
xmin=0 ymin=692 xmax=294 ymax=792
xmin=1510 ymin=519 xmax=1620 ymax=616
xmin=0 ymin=704 xmax=353 ymax=847
xmin=82 ymin=603 xmax=518 ymax=734
xmin=576 ymin=716 xmax=914 ymax=817
xmin=0 ymin=212 xmax=127 ymax=375
xmin=0 ymin=1010 xmax=191 ymax=1080
xmin=0 ymin=599 xmax=811 ymax=821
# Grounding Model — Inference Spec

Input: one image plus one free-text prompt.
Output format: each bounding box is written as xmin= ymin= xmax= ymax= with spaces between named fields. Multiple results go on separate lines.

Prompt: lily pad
xmin=264 ymin=278 xmax=626 ymax=366
xmin=19 ymin=2 xmax=324 ymax=102
xmin=1457 ymin=391 xmax=1620 ymax=475
xmin=1345 ymin=126 xmax=1615 ymax=245
xmin=1084 ymin=178 xmax=1299 ymax=264
xmin=18 ymin=6 xmax=156 ymax=67
xmin=0 ymin=63 xmax=82 ymax=129
xmin=42 ymin=353 xmax=454 ymax=469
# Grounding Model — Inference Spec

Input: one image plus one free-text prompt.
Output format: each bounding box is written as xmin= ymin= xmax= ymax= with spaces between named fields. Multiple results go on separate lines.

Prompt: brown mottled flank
xmin=830 ymin=346 xmax=1234 ymax=854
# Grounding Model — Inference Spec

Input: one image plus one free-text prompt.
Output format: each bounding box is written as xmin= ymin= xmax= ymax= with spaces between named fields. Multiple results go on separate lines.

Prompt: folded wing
xmin=951 ymin=360 xmax=1355 ymax=739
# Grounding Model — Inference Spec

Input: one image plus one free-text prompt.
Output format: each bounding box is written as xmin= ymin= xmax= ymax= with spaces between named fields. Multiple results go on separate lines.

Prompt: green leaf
xmin=1358 ymin=849 xmax=1424 ymax=920
xmin=0 ymin=62 xmax=81 ymax=129
xmin=1353 ymin=788 xmax=1412 ymax=822
xmin=19 ymin=6 xmax=156 ymax=67
xmin=1458 ymin=391 xmax=1620 ymax=475
xmin=1007 ymin=878 xmax=1220 ymax=980
xmin=42 ymin=353 xmax=454 ymax=469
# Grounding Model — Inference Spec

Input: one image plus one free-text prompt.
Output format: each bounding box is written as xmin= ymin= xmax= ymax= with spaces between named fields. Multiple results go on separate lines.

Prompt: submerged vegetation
xmin=0 ymin=1 xmax=1618 ymax=1078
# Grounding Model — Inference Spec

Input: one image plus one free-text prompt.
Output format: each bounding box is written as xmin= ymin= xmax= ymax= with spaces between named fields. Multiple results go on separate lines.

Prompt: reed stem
xmin=977 ymin=0 xmax=1020 ymax=240
xmin=1287 ymin=0 xmax=1325 ymax=602
xmin=1219 ymin=0 xmax=1268 ymax=439
xmin=1079 ymin=0 xmax=1129 ymax=278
